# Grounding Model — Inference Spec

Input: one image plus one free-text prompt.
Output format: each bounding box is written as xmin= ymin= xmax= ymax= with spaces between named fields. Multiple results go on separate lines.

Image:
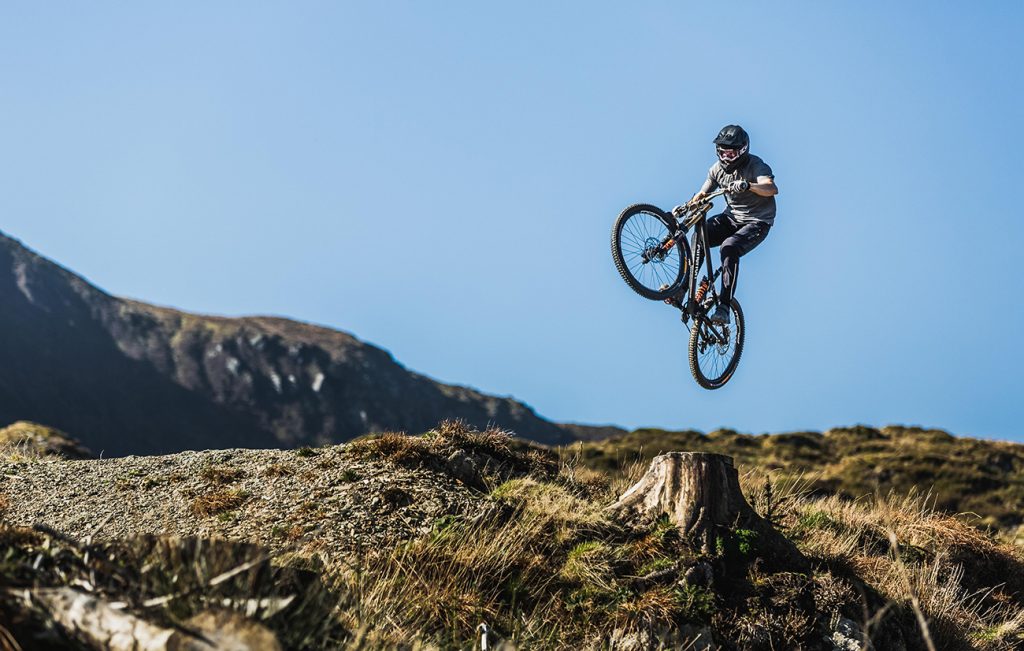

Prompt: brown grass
xmin=0 ymin=441 xmax=45 ymax=464
xmin=346 ymin=431 xmax=434 ymax=465
xmin=6 ymin=421 xmax=1024 ymax=648
xmin=200 ymin=464 xmax=245 ymax=484
xmin=190 ymin=489 xmax=248 ymax=517
xmin=345 ymin=420 xmax=557 ymax=481
xmin=569 ymin=424 xmax=1024 ymax=530
xmin=332 ymin=454 xmax=711 ymax=648
xmin=263 ymin=463 xmax=294 ymax=477
xmin=781 ymin=487 xmax=1024 ymax=649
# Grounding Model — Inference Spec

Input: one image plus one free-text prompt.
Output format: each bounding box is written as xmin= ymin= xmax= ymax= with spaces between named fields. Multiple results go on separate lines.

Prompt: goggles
xmin=716 ymin=144 xmax=746 ymax=162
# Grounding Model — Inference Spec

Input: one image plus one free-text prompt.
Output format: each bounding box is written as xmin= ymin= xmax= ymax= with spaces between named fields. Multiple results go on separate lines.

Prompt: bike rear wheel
xmin=688 ymin=298 xmax=744 ymax=390
xmin=611 ymin=204 xmax=689 ymax=301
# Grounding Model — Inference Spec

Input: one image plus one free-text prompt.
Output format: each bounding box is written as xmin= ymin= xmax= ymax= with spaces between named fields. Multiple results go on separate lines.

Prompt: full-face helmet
xmin=713 ymin=125 xmax=749 ymax=171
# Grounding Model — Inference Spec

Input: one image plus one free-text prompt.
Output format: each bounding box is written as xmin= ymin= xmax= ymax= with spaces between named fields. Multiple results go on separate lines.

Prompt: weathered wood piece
xmin=32 ymin=588 xmax=177 ymax=651
xmin=31 ymin=588 xmax=282 ymax=651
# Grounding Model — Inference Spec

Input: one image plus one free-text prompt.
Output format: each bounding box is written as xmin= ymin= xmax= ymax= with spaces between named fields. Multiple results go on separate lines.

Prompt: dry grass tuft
xmin=191 ymin=489 xmax=248 ymax=516
xmin=785 ymin=489 xmax=1024 ymax=649
xmin=263 ymin=463 xmax=294 ymax=478
xmin=0 ymin=524 xmax=43 ymax=547
xmin=344 ymin=510 xmax=557 ymax=645
xmin=0 ymin=421 xmax=91 ymax=460
xmin=429 ymin=419 xmax=521 ymax=462
xmin=0 ymin=524 xmax=347 ymax=649
xmin=335 ymin=460 xmax=718 ymax=647
xmin=346 ymin=431 xmax=433 ymax=465
xmin=345 ymin=421 xmax=558 ymax=485
xmin=490 ymin=477 xmax=607 ymax=535
xmin=0 ymin=441 xmax=46 ymax=464
xmin=200 ymin=464 xmax=245 ymax=484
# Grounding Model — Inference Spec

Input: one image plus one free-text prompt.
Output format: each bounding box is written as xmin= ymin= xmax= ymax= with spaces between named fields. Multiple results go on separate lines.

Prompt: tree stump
xmin=608 ymin=452 xmax=807 ymax=570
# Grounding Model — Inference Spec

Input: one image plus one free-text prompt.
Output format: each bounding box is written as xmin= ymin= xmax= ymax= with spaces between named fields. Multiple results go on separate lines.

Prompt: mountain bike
xmin=610 ymin=188 xmax=743 ymax=390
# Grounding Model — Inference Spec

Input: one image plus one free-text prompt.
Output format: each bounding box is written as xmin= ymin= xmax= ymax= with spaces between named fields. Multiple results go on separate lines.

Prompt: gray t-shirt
xmin=707 ymin=154 xmax=777 ymax=225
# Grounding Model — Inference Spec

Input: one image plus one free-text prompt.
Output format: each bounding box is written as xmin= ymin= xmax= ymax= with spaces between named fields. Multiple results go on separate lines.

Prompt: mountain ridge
xmin=0 ymin=230 xmax=572 ymax=455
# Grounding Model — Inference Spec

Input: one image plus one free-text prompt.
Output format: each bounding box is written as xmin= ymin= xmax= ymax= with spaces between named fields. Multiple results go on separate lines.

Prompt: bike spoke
xmin=616 ymin=210 xmax=683 ymax=293
xmin=694 ymin=303 xmax=740 ymax=385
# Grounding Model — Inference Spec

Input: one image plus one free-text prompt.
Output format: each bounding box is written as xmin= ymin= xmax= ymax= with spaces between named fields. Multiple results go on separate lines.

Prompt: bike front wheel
xmin=688 ymin=298 xmax=745 ymax=390
xmin=611 ymin=204 xmax=690 ymax=301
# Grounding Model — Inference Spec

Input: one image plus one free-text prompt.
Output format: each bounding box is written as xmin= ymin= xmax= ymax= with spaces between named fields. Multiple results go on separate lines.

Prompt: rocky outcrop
xmin=0 ymin=231 xmax=571 ymax=455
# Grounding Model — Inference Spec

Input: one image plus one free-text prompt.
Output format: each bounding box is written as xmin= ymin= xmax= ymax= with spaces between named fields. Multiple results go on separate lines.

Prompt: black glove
xmin=727 ymin=179 xmax=750 ymax=194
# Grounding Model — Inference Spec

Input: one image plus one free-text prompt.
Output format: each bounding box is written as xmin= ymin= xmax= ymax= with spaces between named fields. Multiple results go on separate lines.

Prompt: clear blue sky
xmin=2 ymin=3 xmax=1022 ymax=441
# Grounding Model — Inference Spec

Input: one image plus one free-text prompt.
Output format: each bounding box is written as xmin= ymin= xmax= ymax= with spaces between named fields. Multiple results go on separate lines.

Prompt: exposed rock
xmin=446 ymin=449 xmax=485 ymax=490
xmin=827 ymin=617 xmax=863 ymax=651
xmin=682 ymin=562 xmax=714 ymax=590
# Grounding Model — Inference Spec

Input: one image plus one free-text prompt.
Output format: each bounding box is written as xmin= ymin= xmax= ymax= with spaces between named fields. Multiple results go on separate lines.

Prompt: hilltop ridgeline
xmin=3 ymin=421 xmax=1023 ymax=649
xmin=0 ymin=231 xmax=571 ymax=456
xmin=572 ymin=424 xmax=1024 ymax=531
xmin=7 ymin=408 xmax=1024 ymax=535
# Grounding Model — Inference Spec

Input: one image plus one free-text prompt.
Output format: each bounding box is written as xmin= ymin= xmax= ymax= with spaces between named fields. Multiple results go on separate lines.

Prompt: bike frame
xmin=671 ymin=189 xmax=731 ymax=343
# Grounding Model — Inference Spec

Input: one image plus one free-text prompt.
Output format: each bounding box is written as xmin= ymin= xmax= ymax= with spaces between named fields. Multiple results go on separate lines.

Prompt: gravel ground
xmin=0 ymin=445 xmax=484 ymax=567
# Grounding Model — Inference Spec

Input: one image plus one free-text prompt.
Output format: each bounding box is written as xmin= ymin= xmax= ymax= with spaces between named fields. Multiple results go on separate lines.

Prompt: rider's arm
xmin=748 ymin=175 xmax=778 ymax=197
xmin=692 ymin=178 xmax=716 ymax=202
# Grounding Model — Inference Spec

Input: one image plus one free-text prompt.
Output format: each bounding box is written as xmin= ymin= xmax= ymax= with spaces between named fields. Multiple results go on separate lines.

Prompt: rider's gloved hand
xmin=727 ymin=179 xmax=750 ymax=194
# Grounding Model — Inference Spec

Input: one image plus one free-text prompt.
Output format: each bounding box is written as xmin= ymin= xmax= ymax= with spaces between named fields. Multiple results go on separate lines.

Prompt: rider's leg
xmin=664 ymin=215 xmax=736 ymax=308
xmin=717 ymin=221 xmax=771 ymax=306
xmin=701 ymin=215 xmax=743 ymax=324
xmin=698 ymin=213 xmax=739 ymax=274
xmin=703 ymin=213 xmax=738 ymax=250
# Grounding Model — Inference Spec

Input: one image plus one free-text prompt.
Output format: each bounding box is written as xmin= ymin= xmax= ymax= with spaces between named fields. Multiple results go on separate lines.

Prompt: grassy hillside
xmin=3 ymin=422 xmax=1024 ymax=649
xmin=566 ymin=425 xmax=1024 ymax=532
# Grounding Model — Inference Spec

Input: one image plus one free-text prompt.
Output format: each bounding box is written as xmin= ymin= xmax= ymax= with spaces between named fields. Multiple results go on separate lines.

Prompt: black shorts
xmin=705 ymin=213 xmax=771 ymax=257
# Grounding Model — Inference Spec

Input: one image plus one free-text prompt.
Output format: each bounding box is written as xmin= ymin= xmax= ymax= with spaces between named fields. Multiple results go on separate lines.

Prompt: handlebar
xmin=671 ymin=187 xmax=730 ymax=230
xmin=688 ymin=187 xmax=729 ymax=206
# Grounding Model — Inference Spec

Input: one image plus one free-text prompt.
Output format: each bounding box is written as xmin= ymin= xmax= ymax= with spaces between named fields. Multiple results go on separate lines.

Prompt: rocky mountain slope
xmin=0 ymin=231 xmax=571 ymax=455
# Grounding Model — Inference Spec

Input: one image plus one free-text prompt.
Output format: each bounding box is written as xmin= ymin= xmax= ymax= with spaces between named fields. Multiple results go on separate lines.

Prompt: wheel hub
xmin=716 ymin=332 xmax=730 ymax=354
xmin=643 ymin=237 xmax=665 ymax=263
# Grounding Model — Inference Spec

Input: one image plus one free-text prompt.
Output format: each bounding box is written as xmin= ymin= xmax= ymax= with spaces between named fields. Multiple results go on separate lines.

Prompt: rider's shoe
xmin=710 ymin=303 xmax=731 ymax=325
xmin=659 ymin=284 xmax=684 ymax=309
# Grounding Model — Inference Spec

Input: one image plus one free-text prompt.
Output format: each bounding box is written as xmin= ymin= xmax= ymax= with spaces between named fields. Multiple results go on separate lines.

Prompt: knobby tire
xmin=611 ymin=204 xmax=690 ymax=301
xmin=688 ymin=298 xmax=744 ymax=390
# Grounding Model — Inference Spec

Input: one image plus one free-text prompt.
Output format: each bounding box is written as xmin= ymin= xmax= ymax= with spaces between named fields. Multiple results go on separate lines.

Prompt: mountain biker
xmin=672 ymin=125 xmax=778 ymax=325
